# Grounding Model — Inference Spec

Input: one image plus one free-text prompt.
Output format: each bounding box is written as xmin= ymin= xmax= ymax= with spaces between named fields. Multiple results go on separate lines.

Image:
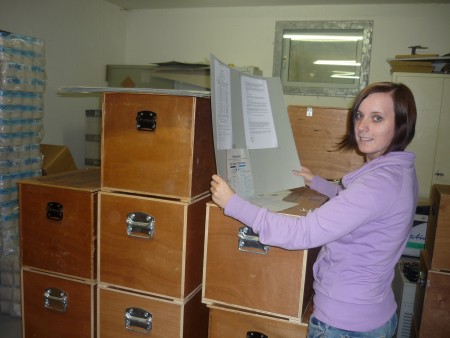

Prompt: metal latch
xmin=136 ymin=111 xmax=156 ymax=131
xmin=46 ymin=202 xmax=63 ymax=221
xmin=435 ymin=170 xmax=444 ymax=177
xmin=126 ymin=212 xmax=155 ymax=239
xmin=238 ymin=226 xmax=269 ymax=255
xmin=125 ymin=307 xmax=152 ymax=334
xmin=247 ymin=331 xmax=268 ymax=338
xmin=44 ymin=288 xmax=68 ymax=312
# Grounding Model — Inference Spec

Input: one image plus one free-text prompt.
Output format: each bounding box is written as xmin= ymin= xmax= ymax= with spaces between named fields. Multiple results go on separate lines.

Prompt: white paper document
xmin=213 ymin=59 xmax=233 ymax=150
xmin=241 ymin=76 xmax=278 ymax=149
xmin=226 ymin=148 xmax=255 ymax=199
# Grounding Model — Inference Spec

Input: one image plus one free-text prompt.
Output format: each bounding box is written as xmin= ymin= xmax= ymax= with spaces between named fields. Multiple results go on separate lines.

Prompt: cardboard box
xmin=403 ymin=209 xmax=428 ymax=258
xmin=40 ymin=144 xmax=77 ymax=175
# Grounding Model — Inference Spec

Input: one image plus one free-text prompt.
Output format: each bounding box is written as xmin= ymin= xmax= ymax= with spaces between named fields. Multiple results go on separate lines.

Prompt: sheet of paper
xmin=241 ymin=76 xmax=278 ymax=149
xmin=213 ymin=59 xmax=233 ymax=150
xmin=226 ymin=148 xmax=255 ymax=199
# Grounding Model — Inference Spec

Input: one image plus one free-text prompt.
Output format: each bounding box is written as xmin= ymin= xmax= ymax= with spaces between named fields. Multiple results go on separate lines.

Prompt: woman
xmin=210 ymin=82 xmax=418 ymax=337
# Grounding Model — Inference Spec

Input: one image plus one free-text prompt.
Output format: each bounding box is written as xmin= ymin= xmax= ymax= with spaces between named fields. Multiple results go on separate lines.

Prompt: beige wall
xmin=0 ymin=0 xmax=127 ymax=167
xmin=125 ymin=4 xmax=450 ymax=108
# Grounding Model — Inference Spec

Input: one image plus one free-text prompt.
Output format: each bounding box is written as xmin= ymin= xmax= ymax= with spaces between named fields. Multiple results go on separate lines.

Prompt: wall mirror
xmin=273 ymin=20 xmax=373 ymax=97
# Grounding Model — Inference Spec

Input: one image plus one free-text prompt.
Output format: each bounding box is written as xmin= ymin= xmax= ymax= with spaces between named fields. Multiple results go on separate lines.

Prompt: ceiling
xmin=105 ymin=0 xmax=450 ymax=10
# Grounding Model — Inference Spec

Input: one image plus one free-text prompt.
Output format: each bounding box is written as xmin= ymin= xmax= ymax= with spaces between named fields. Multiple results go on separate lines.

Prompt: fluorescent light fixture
xmin=314 ymin=60 xmax=361 ymax=66
xmin=331 ymin=71 xmax=360 ymax=79
xmin=283 ymin=34 xmax=363 ymax=41
xmin=331 ymin=74 xmax=360 ymax=79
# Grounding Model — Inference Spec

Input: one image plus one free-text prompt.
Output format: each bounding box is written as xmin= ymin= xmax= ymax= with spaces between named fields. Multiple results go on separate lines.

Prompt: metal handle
xmin=126 ymin=212 xmax=155 ymax=239
xmin=431 ymin=203 xmax=437 ymax=217
xmin=247 ymin=331 xmax=268 ymax=338
xmin=418 ymin=270 xmax=427 ymax=288
xmin=44 ymin=288 xmax=68 ymax=312
xmin=136 ymin=111 xmax=156 ymax=131
xmin=46 ymin=202 xmax=63 ymax=221
xmin=125 ymin=307 xmax=152 ymax=334
xmin=434 ymin=170 xmax=444 ymax=177
xmin=238 ymin=226 xmax=269 ymax=255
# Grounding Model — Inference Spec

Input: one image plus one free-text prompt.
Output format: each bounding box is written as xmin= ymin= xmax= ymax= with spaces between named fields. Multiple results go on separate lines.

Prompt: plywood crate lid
xmin=288 ymin=105 xmax=364 ymax=181
xmin=18 ymin=168 xmax=100 ymax=192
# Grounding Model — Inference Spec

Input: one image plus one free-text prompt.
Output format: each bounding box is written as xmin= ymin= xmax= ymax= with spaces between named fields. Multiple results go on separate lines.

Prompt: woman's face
xmin=354 ymin=92 xmax=396 ymax=162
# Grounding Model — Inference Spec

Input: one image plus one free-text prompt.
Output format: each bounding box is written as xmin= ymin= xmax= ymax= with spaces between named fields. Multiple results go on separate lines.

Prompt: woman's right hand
xmin=292 ymin=166 xmax=314 ymax=186
xmin=210 ymin=174 xmax=235 ymax=209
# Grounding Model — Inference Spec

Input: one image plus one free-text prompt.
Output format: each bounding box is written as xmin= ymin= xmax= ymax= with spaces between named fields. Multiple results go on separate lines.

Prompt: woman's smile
xmin=355 ymin=92 xmax=396 ymax=161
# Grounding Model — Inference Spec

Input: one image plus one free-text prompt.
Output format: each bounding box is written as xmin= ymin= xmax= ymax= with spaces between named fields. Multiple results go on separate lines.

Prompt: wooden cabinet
xmin=392 ymin=73 xmax=450 ymax=199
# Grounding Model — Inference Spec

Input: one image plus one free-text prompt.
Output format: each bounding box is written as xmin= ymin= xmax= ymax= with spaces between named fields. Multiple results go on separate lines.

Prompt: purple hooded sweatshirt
xmin=224 ymin=151 xmax=418 ymax=331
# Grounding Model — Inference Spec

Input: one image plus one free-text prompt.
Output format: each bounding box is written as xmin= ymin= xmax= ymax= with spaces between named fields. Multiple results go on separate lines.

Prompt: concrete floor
xmin=0 ymin=314 xmax=22 ymax=338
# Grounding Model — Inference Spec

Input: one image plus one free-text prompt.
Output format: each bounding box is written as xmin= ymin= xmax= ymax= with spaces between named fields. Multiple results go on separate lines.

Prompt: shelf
xmin=387 ymin=56 xmax=450 ymax=62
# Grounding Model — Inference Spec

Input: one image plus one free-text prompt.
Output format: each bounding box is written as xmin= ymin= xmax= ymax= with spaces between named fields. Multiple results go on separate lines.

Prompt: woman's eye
xmin=355 ymin=112 xmax=363 ymax=119
xmin=373 ymin=115 xmax=383 ymax=122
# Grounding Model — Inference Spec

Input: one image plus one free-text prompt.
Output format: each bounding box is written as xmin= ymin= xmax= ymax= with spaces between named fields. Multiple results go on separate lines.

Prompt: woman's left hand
xmin=210 ymin=174 xmax=235 ymax=209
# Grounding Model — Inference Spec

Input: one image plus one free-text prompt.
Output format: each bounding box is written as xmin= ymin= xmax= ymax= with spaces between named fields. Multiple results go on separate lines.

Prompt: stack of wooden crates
xmin=201 ymin=106 xmax=364 ymax=337
xmin=412 ymin=184 xmax=450 ymax=337
xmin=19 ymin=168 xmax=100 ymax=337
xmin=97 ymin=92 xmax=215 ymax=337
xmin=19 ymin=90 xmax=216 ymax=337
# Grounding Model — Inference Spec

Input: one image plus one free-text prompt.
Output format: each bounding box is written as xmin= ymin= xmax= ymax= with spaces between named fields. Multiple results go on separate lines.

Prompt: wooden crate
xmin=101 ymin=92 xmax=216 ymax=202
xmin=288 ymin=105 xmax=364 ymax=181
xmin=98 ymin=191 xmax=208 ymax=300
xmin=208 ymin=305 xmax=309 ymax=338
xmin=425 ymin=184 xmax=450 ymax=271
xmin=22 ymin=268 xmax=96 ymax=338
xmin=19 ymin=169 xmax=100 ymax=279
xmin=202 ymin=188 xmax=327 ymax=321
xmin=97 ymin=285 xmax=208 ymax=338
xmin=413 ymin=250 xmax=450 ymax=337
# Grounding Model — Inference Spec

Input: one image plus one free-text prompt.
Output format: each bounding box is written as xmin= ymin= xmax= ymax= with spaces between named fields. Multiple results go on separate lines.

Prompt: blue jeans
xmin=307 ymin=313 xmax=398 ymax=338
